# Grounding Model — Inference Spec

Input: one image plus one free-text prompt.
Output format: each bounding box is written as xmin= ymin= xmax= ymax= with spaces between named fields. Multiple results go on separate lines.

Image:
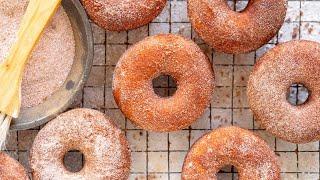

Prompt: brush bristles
xmin=0 ymin=113 xmax=12 ymax=150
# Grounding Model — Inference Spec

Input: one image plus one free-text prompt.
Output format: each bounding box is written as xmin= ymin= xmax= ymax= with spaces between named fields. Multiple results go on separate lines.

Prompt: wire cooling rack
xmin=4 ymin=0 xmax=320 ymax=179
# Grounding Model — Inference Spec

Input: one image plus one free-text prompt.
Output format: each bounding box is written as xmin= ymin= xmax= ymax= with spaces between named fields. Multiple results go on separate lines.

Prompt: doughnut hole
xmin=152 ymin=74 xmax=177 ymax=97
xmin=63 ymin=150 xmax=85 ymax=173
xmin=227 ymin=0 xmax=249 ymax=12
xmin=286 ymin=83 xmax=310 ymax=106
xmin=218 ymin=165 xmax=239 ymax=179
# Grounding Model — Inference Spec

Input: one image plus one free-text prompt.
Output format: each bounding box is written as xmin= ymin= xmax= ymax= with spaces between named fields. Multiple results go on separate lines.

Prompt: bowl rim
xmin=10 ymin=0 xmax=93 ymax=130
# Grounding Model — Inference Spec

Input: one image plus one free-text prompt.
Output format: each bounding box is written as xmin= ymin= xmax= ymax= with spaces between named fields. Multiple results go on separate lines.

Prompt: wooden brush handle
xmin=0 ymin=0 xmax=62 ymax=117
xmin=5 ymin=0 xmax=62 ymax=70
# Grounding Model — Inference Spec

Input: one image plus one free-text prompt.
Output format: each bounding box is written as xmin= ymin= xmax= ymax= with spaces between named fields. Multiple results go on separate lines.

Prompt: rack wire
xmin=4 ymin=0 xmax=320 ymax=179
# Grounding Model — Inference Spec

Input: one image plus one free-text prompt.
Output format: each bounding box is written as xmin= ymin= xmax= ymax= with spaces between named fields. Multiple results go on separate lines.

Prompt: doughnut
xmin=0 ymin=152 xmax=29 ymax=180
xmin=30 ymin=108 xmax=131 ymax=179
xmin=187 ymin=0 xmax=287 ymax=54
xmin=81 ymin=0 xmax=167 ymax=31
xmin=248 ymin=40 xmax=320 ymax=143
xmin=113 ymin=34 xmax=215 ymax=131
xmin=182 ymin=126 xmax=280 ymax=179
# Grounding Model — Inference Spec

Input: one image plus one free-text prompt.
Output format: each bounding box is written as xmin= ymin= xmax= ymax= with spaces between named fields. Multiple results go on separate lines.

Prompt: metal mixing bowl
xmin=10 ymin=0 xmax=93 ymax=130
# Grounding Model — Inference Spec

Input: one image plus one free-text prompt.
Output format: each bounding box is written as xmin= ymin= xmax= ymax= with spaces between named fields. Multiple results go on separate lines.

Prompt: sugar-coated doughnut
xmin=113 ymin=34 xmax=215 ymax=132
xmin=0 ymin=152 xmax=29 ymax=180
xmin=188 ymin=0 xmax=287 ymax=54
xmin=81 ymin=0 xmax=167 ymax=31
xmin=182 ymin=126 xmax=280 ymax=180
xmin=248 ymin=40 xmax=320 ymax=143
xmin=30 ymin=108 xmax=131 ymax=179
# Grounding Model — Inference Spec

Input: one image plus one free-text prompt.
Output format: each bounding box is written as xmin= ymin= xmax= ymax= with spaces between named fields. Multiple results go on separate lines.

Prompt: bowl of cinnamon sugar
xmin=0 ymin=0 xmax=93 ymax=130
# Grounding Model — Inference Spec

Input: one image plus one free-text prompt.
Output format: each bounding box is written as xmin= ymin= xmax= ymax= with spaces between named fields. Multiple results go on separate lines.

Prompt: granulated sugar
xmin=0 ymin=0 xmax=75 ymax=108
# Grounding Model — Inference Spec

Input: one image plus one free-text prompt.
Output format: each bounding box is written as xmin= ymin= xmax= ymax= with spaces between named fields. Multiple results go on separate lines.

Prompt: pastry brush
xmin=0 ymin=0 xmax=62 ymax=149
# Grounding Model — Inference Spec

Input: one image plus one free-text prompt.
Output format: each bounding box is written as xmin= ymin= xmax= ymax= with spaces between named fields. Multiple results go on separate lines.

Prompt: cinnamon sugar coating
xmin=248 ymin=40 xmax=320 ymax=143
xmin=182 ymin=126 xmax=280 ymax=180
xmin=81 ymin=0 xmax=167 ymax=31
xmin=0 ymin=152 xmax=29 ymax=180
xmin=0 ymin=0 xmax=75 ymax=108
xmin=30 ymin=108 xmax=131 ymax=180
xmin=187 ymin=0 xmax=287 ymax=54
xmin=113 ymin=34 xmax=215 ymax=132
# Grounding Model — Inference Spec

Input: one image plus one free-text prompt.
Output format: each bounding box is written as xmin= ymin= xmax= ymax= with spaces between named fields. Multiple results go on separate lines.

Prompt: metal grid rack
xmin=3 ymin=0 xmax=320 ymax=179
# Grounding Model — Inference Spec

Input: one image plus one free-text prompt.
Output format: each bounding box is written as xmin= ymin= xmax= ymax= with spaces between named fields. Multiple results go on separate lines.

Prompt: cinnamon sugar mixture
xmin=0 ymin=0 xmax=75 ymax=108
